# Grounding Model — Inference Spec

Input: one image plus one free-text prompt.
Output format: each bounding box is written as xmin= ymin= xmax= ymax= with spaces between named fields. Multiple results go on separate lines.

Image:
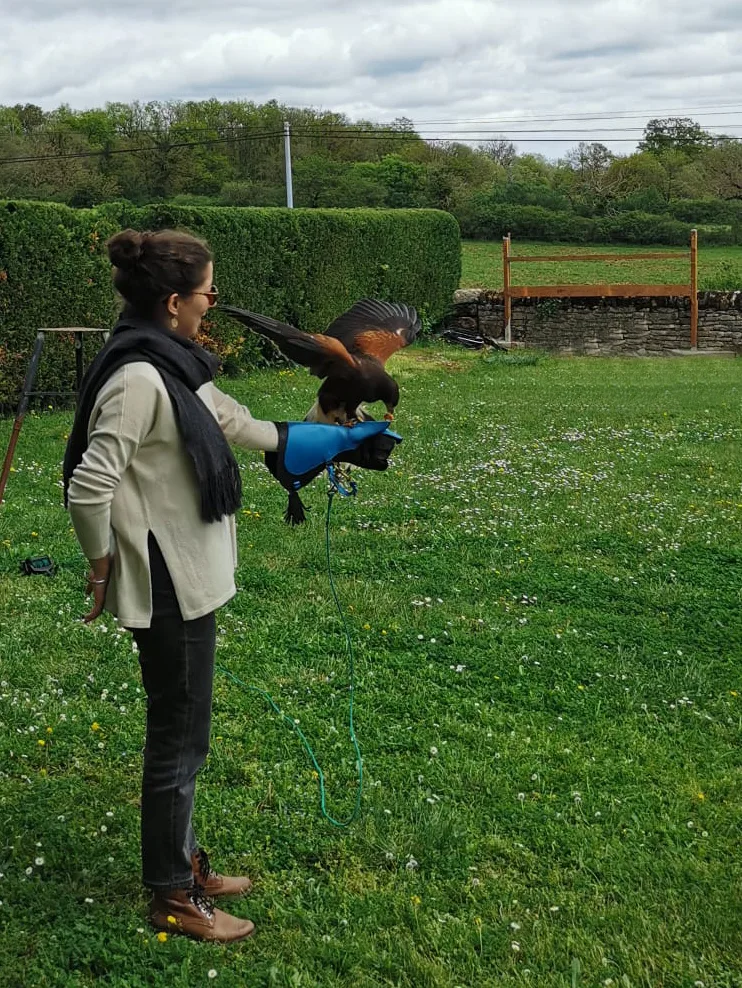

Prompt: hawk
xmin=219 ymin=298 xmax=421 ymax=424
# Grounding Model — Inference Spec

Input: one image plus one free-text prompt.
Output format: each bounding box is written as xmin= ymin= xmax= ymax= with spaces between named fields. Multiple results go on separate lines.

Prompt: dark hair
xmin=107 ymin=228 xmax=212 ymax=316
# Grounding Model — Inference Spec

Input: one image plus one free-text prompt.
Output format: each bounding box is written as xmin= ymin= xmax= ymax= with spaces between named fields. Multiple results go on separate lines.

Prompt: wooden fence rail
xmin=502 ymin=231 xmax=699 ymax=348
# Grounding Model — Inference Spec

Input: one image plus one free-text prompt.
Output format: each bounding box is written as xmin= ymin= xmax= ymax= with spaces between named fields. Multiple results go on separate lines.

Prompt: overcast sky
xmin=2 ymin=0 xmax=742 ymax=158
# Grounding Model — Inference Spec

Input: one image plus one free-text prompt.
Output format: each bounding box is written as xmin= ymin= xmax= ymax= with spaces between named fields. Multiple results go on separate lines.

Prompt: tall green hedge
xmin=0 ymin=201 xmax=122 ymax=409
xmin=0 ymin=201 xmax=460 ymax=407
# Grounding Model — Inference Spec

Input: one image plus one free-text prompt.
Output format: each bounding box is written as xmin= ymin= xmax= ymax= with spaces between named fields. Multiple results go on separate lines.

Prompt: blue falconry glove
xmin=265 ymin=420 xmax=402 ymax=525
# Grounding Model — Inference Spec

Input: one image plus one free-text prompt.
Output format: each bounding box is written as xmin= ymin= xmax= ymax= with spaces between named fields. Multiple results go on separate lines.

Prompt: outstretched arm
xmin=207 ymin=383 xmax=279 ymax=451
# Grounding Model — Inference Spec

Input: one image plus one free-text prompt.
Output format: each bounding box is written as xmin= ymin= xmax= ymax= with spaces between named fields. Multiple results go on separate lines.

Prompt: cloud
xmin=2 ymin=0 xmax=742 ymax=158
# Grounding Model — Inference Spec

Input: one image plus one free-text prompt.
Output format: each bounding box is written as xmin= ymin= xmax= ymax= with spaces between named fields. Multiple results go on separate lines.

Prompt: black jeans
xmin=128 ymin=532 xmax=216 ymax=892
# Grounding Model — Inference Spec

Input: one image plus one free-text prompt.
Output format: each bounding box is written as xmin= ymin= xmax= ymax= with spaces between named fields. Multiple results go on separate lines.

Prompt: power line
xmin=3 ymin=125 xmax=741 ymax=166
xmin=6 ymin=97 xmax=742 ymax=142
xmin=292 ymin=126 xmax=742 ymax=143
xmin=45 ymin=123 xmax=742 ymax=138
xmin=10 ymin=113 xmax=742 ymax=144
xmin=7 ymin=112 xmax=742 ymax=151
xmin=294 ymin=126 xmax=742 ymax=136
xmin=0 ymin=130 xmax=285 ymax=165
xmin=296 ymin=134 xmax=737 ymax=142
xmin=290 ymin=128 xmax=739 ymax=142
xmin=410 ymin=100 xmax=742 ymax=125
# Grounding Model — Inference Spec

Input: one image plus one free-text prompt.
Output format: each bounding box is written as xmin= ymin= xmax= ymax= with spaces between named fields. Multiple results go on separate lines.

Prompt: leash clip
xmin=326 ymin=463 xmax=357 ymax=498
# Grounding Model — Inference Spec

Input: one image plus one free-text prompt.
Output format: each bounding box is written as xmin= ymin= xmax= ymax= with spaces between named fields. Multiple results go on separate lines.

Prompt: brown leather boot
xmin=192 ymin=848 xmax=253 ymax=897
xmin=150 ymin=884 xmax=255 ymax=943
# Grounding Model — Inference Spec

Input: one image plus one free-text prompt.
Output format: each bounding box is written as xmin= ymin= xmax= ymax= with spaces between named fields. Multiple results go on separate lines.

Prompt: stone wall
xmin=447 ymin=290 xmax=742 ymax=356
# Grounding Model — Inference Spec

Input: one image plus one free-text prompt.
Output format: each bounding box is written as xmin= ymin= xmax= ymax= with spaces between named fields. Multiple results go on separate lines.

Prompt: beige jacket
xmin=67 ymin=361 xmax=279 ymax=628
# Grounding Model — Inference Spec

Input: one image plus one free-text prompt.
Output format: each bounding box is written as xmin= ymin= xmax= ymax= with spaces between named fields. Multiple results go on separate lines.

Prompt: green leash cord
xmin=7 ymin=486 xmax=363 ymax=825
xmin=215 ymin=489 xmax=363 ymax=828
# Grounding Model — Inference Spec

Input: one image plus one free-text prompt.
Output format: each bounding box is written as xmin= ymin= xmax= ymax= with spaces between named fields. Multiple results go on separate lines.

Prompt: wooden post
xmin=0 ymin=327 xmax=109 ymax=505
xmin=0 ymin=332 xmax=45 ymax=504
xmin=690 ymin=229 xmax=698 ymax=349
xmin=502 ymin=233 xmax=512 ymax=344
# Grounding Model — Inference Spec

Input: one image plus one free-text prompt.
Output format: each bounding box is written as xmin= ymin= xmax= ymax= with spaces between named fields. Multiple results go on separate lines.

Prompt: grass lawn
xmin=0 ymin=348 xmax=741 ymax=987
xmin=461 ymin=240 xmax=742 ymax=292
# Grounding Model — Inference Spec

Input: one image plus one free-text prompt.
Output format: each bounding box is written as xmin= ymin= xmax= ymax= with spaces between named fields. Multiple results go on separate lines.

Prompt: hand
xmin=263 ymin=420 xmax=402 ymax=524
xmin=83 ymin=555 xmax=112 ymax=624
xmin=266 ymin=419 xmax=399 ymax=489
xmin=338 ymin=431 xmax=399 ymax=471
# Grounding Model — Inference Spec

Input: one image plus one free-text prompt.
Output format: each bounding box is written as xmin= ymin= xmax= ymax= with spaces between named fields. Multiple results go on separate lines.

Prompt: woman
xmin=64 ymin=228 xmax=395 ymax=943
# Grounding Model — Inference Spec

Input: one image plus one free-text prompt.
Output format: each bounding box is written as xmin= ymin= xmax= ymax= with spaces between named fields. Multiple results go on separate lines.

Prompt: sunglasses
xmin=191 ymin=285 xmax=220 ymax=307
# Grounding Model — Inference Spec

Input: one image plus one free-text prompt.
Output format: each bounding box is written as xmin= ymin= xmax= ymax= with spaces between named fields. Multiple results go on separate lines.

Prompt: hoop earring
xmin=171 ymin=317 xmax=179 ymax=331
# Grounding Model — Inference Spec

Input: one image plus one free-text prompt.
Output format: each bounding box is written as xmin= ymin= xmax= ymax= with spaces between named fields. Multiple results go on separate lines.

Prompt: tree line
xmin=2 ymin=100 xmax=742 ymax=236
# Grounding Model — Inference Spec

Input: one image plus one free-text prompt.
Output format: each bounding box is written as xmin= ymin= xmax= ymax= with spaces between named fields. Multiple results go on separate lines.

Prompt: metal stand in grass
xmin=501 ymin=229 xmax=699 ymax=348
xmin=0 ymin=327 xmax=109 ymax=504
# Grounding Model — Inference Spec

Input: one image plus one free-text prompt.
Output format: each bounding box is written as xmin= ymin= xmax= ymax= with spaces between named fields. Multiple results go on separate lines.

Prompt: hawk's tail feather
xmin=284 ymin=491 xmax=308 ymax=526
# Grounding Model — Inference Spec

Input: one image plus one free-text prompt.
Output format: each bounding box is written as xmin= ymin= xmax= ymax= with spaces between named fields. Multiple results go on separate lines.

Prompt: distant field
xmin=461 ymin=240 xmax=742 ymax=291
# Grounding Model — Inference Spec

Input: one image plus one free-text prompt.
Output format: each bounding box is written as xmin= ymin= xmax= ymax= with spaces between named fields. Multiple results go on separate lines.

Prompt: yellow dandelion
xmin=37 ymin=739 xmax=45 ymax=747
xmin=157 ymin=932 xmax=168 ymax=943
xmin=731 ymin=691 xmax=738 ymax=697
xmin=31 ymin=531 xmax=38 ymax=537
xmin=363 ymin=623 xmax=371 ymax=630
xmin=91 ymin=722 xmax=100 ymax=732
xmin=411 ymin=895 xmax=421 ymax=907
xmin=381 ymin=630 xmax=387 ymax=636
xmin=697 ymin=792 xmax=706 ymax=801
xmin=167 ymin=915 xmax=178 ymax=925
xmin=46 ymin=727 xmax=53 ymax=734
xmin=577 ymin=684 xmax=585 ymax=691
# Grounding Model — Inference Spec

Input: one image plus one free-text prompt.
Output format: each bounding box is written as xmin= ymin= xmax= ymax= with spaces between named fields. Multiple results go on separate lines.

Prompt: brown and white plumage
xmin=220 ymin=299 xmax=421 ymax=424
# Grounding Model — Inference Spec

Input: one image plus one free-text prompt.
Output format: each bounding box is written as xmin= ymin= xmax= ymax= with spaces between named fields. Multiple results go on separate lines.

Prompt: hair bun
xmin=107 ymin=229 xmax=147 ymax=271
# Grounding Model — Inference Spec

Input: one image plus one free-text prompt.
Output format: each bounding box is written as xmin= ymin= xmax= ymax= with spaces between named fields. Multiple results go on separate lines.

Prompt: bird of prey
xmin=220 ymin=299 xmax=421 ymax=425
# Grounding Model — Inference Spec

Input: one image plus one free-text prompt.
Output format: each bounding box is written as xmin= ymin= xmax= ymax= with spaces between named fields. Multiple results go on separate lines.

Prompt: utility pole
xmin=283 ymin=120 xmax=294 ymax=208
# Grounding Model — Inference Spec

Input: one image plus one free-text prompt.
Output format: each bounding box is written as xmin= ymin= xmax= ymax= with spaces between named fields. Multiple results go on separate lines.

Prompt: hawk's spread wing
xmin=220 ymin=305 xmax=358 ymax=379
xmin=323 ymin=299 xmax=421 ymax=366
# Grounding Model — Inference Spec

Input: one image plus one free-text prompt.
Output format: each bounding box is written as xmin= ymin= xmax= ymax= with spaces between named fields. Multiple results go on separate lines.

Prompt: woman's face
xmin=166 ymin=261 xmax=215 ymax=339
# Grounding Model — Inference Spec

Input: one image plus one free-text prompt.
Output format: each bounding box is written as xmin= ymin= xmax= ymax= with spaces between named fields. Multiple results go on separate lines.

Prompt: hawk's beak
xmin=383 ymin=411 xmax=395 ymax=422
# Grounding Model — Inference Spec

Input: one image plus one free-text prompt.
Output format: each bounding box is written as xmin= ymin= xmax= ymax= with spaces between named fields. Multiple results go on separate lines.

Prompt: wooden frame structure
xmin=502 ymin=230 xmax=699 ymax=347
xmin=0 ymin=328 xmax=109 ymax=504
